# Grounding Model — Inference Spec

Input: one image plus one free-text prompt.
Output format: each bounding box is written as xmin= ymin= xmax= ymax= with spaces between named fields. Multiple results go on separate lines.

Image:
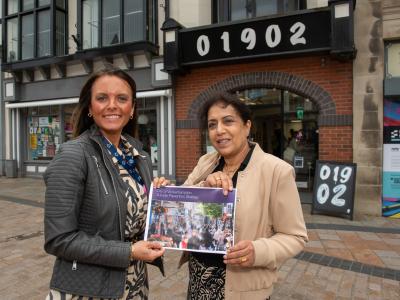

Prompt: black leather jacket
xmin=44 ymin=126 xmax=153 ymax=298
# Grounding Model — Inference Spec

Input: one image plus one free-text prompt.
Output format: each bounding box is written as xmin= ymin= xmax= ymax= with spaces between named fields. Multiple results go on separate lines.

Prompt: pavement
xmin=0 ymin=176 xmax=399 ymax=299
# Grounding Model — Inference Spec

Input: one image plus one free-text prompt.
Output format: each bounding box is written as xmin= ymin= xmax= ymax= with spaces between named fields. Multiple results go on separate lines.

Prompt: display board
xmin=312 ymin=160 xmax=357 ymax=220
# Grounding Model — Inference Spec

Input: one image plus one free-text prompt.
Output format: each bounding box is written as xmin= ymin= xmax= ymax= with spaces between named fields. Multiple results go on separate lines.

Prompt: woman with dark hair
xmin=182 ymin=92 xmax=308 ymax=299
xmin=44 ymin=66 xmax=168 ymax=299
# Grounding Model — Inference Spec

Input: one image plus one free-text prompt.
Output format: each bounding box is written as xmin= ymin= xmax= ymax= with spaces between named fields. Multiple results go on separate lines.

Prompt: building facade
xmin=1 ymin=0 xmax=174 ymax=179
xmin=164 ymin=0 xmax=357 ymax=207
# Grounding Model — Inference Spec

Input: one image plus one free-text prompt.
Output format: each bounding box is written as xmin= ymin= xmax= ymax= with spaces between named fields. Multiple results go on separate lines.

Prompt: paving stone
xmin=1 ymin=177 xmax=400 ymax=300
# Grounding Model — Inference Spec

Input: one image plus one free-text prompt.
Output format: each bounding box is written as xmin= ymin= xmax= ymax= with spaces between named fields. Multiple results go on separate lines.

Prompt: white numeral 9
xmin=241 ymin=28 xmax=256 ymax=50
xmin=340 ymin=167 xmax=352 ymax=183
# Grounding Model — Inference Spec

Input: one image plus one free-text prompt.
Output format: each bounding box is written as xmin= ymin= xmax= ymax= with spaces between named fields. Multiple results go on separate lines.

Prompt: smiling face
xmin=207 ymin=102 xmax=251 ymax=160
xmin=89 ymin=75 xmax=134 ymax=143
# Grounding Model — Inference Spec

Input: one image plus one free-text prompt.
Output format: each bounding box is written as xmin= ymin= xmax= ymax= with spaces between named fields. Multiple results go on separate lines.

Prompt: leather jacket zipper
xmin=93 ymin=140 xmax=124 ymax=240
xmin=72 ymin=260 xmax=77 ymax=271
xmin=92 ymin=156 xmax=109 ymax=195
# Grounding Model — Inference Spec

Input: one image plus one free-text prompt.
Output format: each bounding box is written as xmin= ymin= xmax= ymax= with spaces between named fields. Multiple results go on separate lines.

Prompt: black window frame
xmin=212 ymin=0 xmax=307 ymax=23
xmin=2 ymin=0 xmax=68 ymax=63
xmin=77 ymin=0 xmax=158 ymax=51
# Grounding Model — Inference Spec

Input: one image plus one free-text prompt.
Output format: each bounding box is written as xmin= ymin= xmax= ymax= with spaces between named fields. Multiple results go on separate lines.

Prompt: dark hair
xmin=72 ymin=65 xmax=137 ymax=138
xmin=198 ymin=91 xmax=252 ymax=130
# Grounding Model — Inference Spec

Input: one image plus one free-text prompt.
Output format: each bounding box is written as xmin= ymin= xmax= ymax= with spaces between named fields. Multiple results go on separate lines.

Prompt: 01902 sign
xmin=312 ymin=161 xmax=357 ymax=220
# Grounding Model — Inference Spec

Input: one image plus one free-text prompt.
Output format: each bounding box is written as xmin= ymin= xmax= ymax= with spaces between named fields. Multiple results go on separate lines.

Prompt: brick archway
xmin=185 ymin=71 xmax=351 ymax=127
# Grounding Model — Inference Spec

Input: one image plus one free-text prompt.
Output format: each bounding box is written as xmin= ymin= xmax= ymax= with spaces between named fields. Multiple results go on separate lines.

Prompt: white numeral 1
xmin=220 ymin=31 xmax=230 ymax=53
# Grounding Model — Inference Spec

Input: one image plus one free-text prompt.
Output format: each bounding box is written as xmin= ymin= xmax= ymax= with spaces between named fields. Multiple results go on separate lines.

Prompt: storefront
xmin=163 ymin=1 xmax=356 ymax=199
xmin=4 ymin=65 xmax=174 ymax=179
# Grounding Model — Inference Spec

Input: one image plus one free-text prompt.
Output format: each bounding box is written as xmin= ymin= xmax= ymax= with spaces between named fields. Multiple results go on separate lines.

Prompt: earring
xmin=88 ymin=112 xmax=92 ymax=117
xmin=130 ymin=114 xmax=133 ymax=119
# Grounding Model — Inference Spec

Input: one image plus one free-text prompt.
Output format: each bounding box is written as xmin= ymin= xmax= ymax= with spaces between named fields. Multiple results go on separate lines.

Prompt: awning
xmin=5 ymin=89 xmax=171 ymax=108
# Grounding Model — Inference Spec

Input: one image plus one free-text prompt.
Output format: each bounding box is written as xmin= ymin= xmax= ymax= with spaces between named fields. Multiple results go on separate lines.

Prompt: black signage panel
xmin=180 ymin=10 xmax=331 ymax=65
xmin=312 ymin=160 xmax=357 ymax=220
xmin=384 ymin=126 xmax=400 ymax=144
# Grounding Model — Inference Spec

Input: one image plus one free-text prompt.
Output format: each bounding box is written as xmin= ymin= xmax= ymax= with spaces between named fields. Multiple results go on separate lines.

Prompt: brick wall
xmin=174 ymin=55 xmax=353 ymax=182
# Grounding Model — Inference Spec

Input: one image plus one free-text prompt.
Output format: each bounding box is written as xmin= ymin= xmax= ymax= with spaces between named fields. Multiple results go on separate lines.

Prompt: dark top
xmin=192 ymin=143 xmax=256 ymax=267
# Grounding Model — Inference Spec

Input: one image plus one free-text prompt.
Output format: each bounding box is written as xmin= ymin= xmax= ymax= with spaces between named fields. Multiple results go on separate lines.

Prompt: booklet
xmin=145 ymin=185 xmax=237 ymax=254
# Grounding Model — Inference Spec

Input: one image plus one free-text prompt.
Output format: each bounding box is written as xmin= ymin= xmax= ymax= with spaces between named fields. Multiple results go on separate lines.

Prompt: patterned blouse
xmin=47 ymin=136 xmax=149 ymax=300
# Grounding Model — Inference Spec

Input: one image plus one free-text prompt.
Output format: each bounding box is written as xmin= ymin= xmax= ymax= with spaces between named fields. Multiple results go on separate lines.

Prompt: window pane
xmin=56 ymin=10 xmax=66 ymax=55
xmin=39 ymin=0 xmax=51 ymax=6
xmin=124 ymin=0 xmax=144 ymax=42
xmin=38 ymin=10 xmax=51 ymax=57
xmin=56 ymin=0 xmax=65 ymax=9
xmin=83 ymin=0 xmax=99 ymax=49
xmin=23 ymin=0 xmax=34 ymax=11
xmin=231 ymin=0 xmax=248 ymax=21
xmin=7 ymin=18 xmax=18 ymax=61
xmin=255 ymin=0 xmax=278 ymax=17
xmin=28 ymin=111 xmax=61 ymax=160
xmin=7 ymin=0 xmax=18 ymax=15
xmin=22 ymin=14 xmax=34 ymax=59
xmin=102 ymin=0 xmax=120 ymax=46
xmin=148 ymin=0 xmax=155 ymax=43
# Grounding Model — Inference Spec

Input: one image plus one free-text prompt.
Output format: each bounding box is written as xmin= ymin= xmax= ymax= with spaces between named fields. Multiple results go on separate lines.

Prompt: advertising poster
xmin=383 ymin=99 xmax=400 ymax=218
xmin=145 ymin=185 xmax=236 ymax=254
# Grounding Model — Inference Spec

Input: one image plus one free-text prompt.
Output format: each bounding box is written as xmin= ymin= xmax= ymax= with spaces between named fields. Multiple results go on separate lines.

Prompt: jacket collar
xmin=86 ymin=124 xmax=144 ymax=153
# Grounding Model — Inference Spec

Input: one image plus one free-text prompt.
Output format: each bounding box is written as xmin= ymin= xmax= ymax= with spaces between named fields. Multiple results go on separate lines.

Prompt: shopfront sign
xmin=312 ymin=160 xmax=357 ymax=220
xmin=180 ymin=10 xmax=330 ymax=66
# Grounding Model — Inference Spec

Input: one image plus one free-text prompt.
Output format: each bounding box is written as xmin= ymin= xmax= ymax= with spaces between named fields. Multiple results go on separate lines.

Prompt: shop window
xmin=213 ymin=0 xmax=307 ymax=22
xmin=202 ymin=88 xmax=318 ymax=191
xmin=4 ymin=2 xmax=67 ymax=62
xmin=28 ymin=106 xmax=61 ymax=161
xmin=27 ymin=104 xmax=75 ymax=161
xmin=63 ymin=105 xmax=75 ymax=142
xmin=137 ymin=98 xmax=158 ymax=167
xmin=80 ymin=0 xmax=157 ymax=49
xmin=385 ymin=41 xmax=400 ymax=78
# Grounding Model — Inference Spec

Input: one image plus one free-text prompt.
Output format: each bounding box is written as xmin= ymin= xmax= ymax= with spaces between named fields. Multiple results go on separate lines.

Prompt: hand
xmin=153 ymin=177 xmax=170 ymax=188
xmin=203 ymin=171 xmax=233 ymax=196
xmin=223 ymin=240 xmax=255 ymax=267
xmin=131 ymin=240 xmax=165 ymax=262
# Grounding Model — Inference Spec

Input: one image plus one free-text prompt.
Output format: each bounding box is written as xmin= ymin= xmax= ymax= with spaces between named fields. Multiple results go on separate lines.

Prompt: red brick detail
xmin=174 ymin=55 xmax=353 ymax=181
xmin=318 ymin=126 xmax=353 ymax=162
xmin=175 ymin=129 xmax=202 ymax=183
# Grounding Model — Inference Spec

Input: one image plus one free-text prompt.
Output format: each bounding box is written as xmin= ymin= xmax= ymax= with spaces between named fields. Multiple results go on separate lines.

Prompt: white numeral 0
xmin=320 ymin=165 xmax=331 ymax=180
xmin=265 ymin=24 xmax=281 ymax=48
xmin=316 ymin=183 xmax=329 ymax=204
xmin=197 ymin=35 xmax=210 ymax=56
xmin=241 ymin=28 xmax=256 ymax=50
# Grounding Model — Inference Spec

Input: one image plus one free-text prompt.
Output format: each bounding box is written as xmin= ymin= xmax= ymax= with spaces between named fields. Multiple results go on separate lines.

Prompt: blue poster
xmin=383 ymin=99 xmax=400 ymax=218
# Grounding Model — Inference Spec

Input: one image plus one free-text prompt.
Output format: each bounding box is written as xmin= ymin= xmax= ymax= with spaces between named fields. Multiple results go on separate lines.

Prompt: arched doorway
xmin=204 ymin=88 xmax=319 ymax=195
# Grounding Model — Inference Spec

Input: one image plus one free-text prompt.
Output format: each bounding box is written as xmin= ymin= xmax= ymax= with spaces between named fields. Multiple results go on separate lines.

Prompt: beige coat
xmin=182 ymin=143 xmax=308 ymax=300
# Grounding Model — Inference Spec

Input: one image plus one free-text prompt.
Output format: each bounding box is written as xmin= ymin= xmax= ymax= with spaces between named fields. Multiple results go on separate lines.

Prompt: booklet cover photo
xmin=145 ymin=185 xmax=237 ymax=254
